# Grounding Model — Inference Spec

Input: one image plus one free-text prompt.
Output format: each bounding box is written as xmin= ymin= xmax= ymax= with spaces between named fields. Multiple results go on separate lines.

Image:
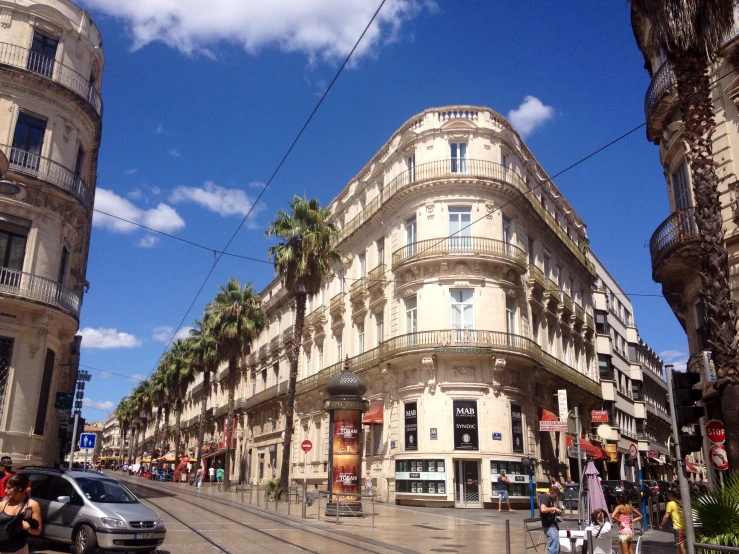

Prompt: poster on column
xmin=405 ymin=402 xmax=418 ymax=451
xmin=453 ymin=400 xmax=479 ymax=451
xmin=511 ymin=404 xmax=524 ymax=453
xmin=330 ymin=410 xmax=361 ymax=499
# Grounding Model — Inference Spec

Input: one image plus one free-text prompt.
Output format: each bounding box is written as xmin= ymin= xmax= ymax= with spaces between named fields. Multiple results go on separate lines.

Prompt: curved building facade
xmin=0 ymin=0 xmax=103 ymax=464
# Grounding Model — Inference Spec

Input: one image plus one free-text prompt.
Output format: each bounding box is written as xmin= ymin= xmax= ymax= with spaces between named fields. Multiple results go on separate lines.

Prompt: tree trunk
xmin=164 ymin=403 xmax=171 ymax=451
xmin=719 ymin=381 xmax=739 ymax=466
xmin=279 ymin=293 xmax=305 ymax=498
xmin=224 ymin=356 xmax=237 ymax=490
xmin=175 ymin=400 xmax=183 ymax=465
xmin=673 ymin=50 xmax=739 ymax=468
xmin=196 ymin=370 xmax=210 ymax=476
xmin=153 ymin=407 xmax=161 ymax=456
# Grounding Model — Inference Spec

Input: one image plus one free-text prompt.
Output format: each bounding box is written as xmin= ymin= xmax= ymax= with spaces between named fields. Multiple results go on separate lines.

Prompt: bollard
xmin=257 ymin=483 xmax=260 ymax=507
xmin=241 ymin=484 xmax=244 ymax=503
xmin=275 ymin=492 xmax=279 ymax=512
xmin=372 ymin=493 xmax=375 ymax=530
xmin=523 ymin=520 xmax=528 ymax=552
xmin=587 ymin=529 xmax=594 ymax=554
xmin=249 ymin=483 xmax=253 ymax=504
xmin=505 ymin=519 xmax=510 ymax=554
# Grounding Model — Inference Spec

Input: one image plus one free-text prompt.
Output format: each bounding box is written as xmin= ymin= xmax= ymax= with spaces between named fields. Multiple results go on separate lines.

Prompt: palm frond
xmin=693 ymin=472 xmax=739 ymax=540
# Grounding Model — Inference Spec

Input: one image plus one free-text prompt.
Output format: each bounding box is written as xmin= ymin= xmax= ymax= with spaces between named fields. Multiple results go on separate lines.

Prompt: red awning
xmin=566 ymin=436 xmax=607 ymax=460
xmin=540 ymin=409 xmax=559 ymax=422
xmin=363 ymin=404 xmax=384 ymax=425
xmin=685 ymin=460 xmax=699 ymax=473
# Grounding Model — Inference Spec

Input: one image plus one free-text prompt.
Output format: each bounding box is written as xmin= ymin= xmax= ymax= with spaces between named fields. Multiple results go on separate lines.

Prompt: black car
xmin=601 ymin=484 xmax=619 ymax=512
xmin=601 ymin=480 xmax=640 ymax=506
xmin=642 ymin=480 xmax=659 ymax=497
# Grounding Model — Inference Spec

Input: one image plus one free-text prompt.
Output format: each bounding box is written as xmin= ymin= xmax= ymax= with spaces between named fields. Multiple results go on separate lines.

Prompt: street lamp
xmin=521 ymin=455 xmax=538 ymax=518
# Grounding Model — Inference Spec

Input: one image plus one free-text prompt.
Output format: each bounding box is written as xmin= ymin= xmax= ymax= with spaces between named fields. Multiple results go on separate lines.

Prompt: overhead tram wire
xmin=143 ymin=0 xmax=391 ymax=380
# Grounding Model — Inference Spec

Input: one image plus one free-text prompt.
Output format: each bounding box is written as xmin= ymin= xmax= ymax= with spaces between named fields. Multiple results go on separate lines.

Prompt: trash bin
xmin=563 ymin=483 xmax=579 ymax=510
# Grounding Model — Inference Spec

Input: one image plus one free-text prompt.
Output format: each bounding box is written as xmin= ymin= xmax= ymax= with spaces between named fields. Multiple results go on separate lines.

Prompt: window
xmin=543 ymin=252 xmax=551 ymax=278
xmin=357 ymin=323 xmax=364 ymax=354
xmin=672 ymin=161 xmax=692 ymax=210
xmin=406 ymin=296 xmax=418 ymax=333
xmin=557 ymin=267 xmax=564 ymax=290
xmin=11 ymin=112 xmax=47 ymax=169
xmin=376 ymin=311 xmax=384 ymax=344
xmin=501 ymin=153 xmax=508 ymax=169
xmin=360 ymin=196 xmax=366 ymax=210
xmin=34 ymin=348 xmax=55 ymax=436
xmin=598 ymin=354 xmax=614 ymax=380
xmin=450 ymin=142 xmax=468 ymax=173
xmin=406 ymin=216 xmax=417 ymax=256
xmin=359 ymin=253 xmax=366 ymax=280
xmin=339 ymin=270 xmax=345 ymax=293
xmin=450 ymin=289 xmax=474 ymax=339
xmin=252 ymin=374 xmax=256 ymax=395
xmin=407 ymin=154 xmax=416 ymax=183
xmin=372 ymin=425 xmax=383 ymax=456
xmin=449 ymin=206 xmax=471 ymax=251
xmin=305 ymin=354 xmax=311 ymax=377
xmin=624 ymin=309 xmax=632 ymax=326
xmin=317 ymin=344 xmax=323 ymax=370
xmin=502 ymin=216 xmax=512 ymax=244
xmin=561 ymin=333 xmax=568 ymax=362
xmin=377 ymin=238 xmax=385 ymax=266
xmin=74 ymin=145 xmax=85 ymax=183
xmin=505 ymin=296 xmax=517 ymax=335
xmin=336 ymin=334 xmax=343 ymax=362
xmin=632 ymin=380 xmax=643 ymax=401
xmin=0 ymin=214 xmax=30 ymax=277
xmin=595 ymin=310 xmax=609 ymax=335
xmin=28 ymin=31 xmax=58 ymax=77
xmin=528 ymin=238 xmax=535 ymax=266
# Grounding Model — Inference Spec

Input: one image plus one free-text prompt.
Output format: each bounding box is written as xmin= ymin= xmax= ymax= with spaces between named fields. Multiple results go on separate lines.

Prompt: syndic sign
xmin=405 ymin=402 xmax=418 ymax=451
xmin=453 ymin=400 xmax=479 ymax=451
xmin=511 ymin=404 xmax=524 ymax=453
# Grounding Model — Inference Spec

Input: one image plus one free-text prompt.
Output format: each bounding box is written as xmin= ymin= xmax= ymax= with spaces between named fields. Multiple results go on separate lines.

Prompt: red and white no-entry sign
xmin=706 ymin=420 xmax=726 ymax=444
xmin=301 ymin=440 xmax=312 ymax=453
xmin=709 ymin=444 xmax=729 ymax=471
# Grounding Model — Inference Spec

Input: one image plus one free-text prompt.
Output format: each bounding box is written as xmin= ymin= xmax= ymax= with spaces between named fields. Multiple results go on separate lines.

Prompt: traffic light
xmin=671 ymin=369 xmax=704 ymax=456
xmin=679 ymin=434 xmax=703 ymax=457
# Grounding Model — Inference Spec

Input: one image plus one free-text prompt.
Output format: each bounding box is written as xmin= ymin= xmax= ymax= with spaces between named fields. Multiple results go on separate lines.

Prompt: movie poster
xmin=330 ymin=409 xmax=361 ymax=498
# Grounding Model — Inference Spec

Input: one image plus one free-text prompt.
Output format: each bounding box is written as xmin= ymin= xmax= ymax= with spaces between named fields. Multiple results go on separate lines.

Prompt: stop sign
xmin=301 ymin=440 xmax=312 ymax=452
xmin=706 ymin=420 xmax=726 ymax=444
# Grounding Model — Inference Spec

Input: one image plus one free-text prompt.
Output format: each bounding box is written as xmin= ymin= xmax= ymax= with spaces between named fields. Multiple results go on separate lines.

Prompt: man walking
xmin=208 ymin=465 xmax=215 ymax=484
xmin=497 ymin=469 xmax=513 ymax=512
xmin=660 ymin=490 xmax=686 ymax=554
xmin=365 ymin=471 xmax=373 ymax=496
xmin=216 ymin=466 xmax=224 ymax=484
xmin=539 ymin=487 xmax=562 ymax=554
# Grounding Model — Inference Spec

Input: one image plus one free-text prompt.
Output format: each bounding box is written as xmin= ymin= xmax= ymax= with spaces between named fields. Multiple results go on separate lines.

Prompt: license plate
xmin=135 ymin=533 xmax=155 ymax=539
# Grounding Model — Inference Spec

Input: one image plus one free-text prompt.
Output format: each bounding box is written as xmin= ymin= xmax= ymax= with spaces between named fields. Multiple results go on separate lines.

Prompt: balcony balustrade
xmin=308 ymin=305 xmax=327 ymax=329
xmin=0 ymin=266 xmax=81 ymax=317
xmin=649 ymin=208 xmax=699 ymax=279
xmin=262 ymin=288 xmax=287 ymax=312
xmin=528 ymin=265 xmax=546 ymax=290
xmin=562 ymin=292 xmax=573 ymax=313
xmin=574 ymin=303 xmax=585 ymax=322
xmin=367 ymin=264 xmax=386 ymax=289
xmin=0 ymin=144 xmax=90 ymax=207
xmin=392 ymin=236 xmax=527 ymax=271
xmin=644 ymin=61 xmax=676 ymax=123
xmin=282 ymin=325 xmax=294 ymax=344
xmin=339 ymin=158 xmax=591 ymax=273
xmin=329 ymin=292 xmax=346 ymax=319
xmin=258 ymin=344 xmax=268 ymax=360
xmin=270 ymin=335 xmax=280 ymax=352
xmin=349 ymin=277 xmax=368 ymax=302
xmin=0 ymin=42 xmax=103 ymax=116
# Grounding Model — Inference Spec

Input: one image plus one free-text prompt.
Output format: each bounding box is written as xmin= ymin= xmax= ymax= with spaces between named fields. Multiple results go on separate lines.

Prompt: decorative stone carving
xmin=0 ymin=9 xmax=12 ymax=28
xmin=403 ymin=369 xmax=417 ymax=385
xmin=485 ymin=201 xmax=495 ymax=219
xmin=452 ymin=262 xmax=470 ymax=276
xmin=453 ymin=366 xmax=474 ymax=379
xmin=422 ymin=355 xmax=437 ymax=393
xmin=380 ymin=362 xmax=390 ymax=375
xmin=491 ymin=356 xmax=506 ymax=395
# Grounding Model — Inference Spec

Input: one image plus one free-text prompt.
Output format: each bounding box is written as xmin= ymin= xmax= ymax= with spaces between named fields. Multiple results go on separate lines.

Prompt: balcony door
xmin=449 ymin=207 xmax=471 ymax=252
xmin=450 ymin=289 xmax=474 ymax=343
xmin=27 ymin=31 xmax=58 ymax=78
xmin=450 ymin=142 xmax=468 ymax=174
xmin=11 ymin=112 xmax=47 ymax=171
xmin=0 ymin=214 xmax=30 ymax=286
xmin=405 ymin=216 xmax=417 ymax=257
xmin=671 ymin=162 xmax=695 ymax=234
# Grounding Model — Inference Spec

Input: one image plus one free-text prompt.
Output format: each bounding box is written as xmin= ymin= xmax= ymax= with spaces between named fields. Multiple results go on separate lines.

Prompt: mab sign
xmin=453 ymin=400 xmax=479 ymax=451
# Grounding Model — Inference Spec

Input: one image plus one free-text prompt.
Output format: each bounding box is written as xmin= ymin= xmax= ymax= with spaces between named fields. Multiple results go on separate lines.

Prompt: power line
xmin=78 ymin=363 xmax=146 ymax=382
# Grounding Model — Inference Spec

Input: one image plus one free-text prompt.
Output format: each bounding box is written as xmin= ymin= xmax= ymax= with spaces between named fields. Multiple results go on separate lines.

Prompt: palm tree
xmin=150 ymin=369 xmax=167 ymax=457
xmin=189 ymin=317 xmax=218 ymax=479
xmin=163 ymin=339 xmax=197 ymax=464
xmin=130 ymin=380 xmax=152 ymax=460
xmin=693 ymin=472 xmax=739 ymax=548
xmin=115 ymin=397 xmax=133 ymax=464
xmin=266 ymin=196 xmax=341 ymax=495
xmin=206 ymin=278 xmax=266 ymax=490
xmin=631 ymin=0 xmax=739 ymax=467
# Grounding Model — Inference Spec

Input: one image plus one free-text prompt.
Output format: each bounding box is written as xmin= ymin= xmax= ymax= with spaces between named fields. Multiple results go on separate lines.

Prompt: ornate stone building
xmin=0 ymin=0 xmax=103 ymax=464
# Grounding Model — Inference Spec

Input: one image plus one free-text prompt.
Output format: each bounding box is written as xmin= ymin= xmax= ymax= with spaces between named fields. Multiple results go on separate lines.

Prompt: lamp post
xmin=521 ymin=455 xmax=538 ymax=518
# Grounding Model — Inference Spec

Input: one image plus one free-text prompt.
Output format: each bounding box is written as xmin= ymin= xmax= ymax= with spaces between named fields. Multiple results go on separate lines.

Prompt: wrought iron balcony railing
xmin=0 ymin=266 xmax=81 ymax=317
xmin=392 ymin=236 xmax=526 ymax=270
xmin=0 ymin=43 xmax=103 ymax=117
xmin=644 ymin=61 xmax=676 ymax=122
xmin=649 ymin=208 xmax=698 ymax=274
xmin=0 ymin=144 xmax=90 ymax=207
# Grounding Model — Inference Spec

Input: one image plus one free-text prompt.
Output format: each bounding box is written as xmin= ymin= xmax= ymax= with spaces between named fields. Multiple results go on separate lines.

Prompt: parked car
xmin=601 ymin=484 xmax=619 ymax=513
xmin=642 ymin=480 xmax=659 ymax=496
xmin=18 ymin=467 xmax=165 ymax=554
xmin=601 ymin=480 xmax=640 ymax=506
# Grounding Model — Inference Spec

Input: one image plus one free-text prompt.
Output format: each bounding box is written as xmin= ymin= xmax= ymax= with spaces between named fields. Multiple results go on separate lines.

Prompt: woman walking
xmin=0 ymin=474 xmax=42 ymax=554
xmin=611 ymin=493 xmax=643 ymax=554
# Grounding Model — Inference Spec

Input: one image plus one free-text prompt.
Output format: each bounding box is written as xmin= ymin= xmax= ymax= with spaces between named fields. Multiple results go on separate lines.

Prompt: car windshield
xmin=76 ymin=478 xmax=138 ymax=504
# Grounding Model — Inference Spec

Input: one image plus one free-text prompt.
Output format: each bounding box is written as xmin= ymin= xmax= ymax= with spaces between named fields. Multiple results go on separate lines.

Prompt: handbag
xmin=0 ymin=498 xmax=28 ymax=542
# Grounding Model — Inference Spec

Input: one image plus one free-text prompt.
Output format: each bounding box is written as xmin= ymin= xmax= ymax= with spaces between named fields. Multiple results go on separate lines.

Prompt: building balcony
xmin=0 ymin=42 xmax=103 ymax=117
xmin=649 ymin=208 xmax=699 ymax=283
xmin=262 ymin=287 xmax=287 ymax=312
xmin=391 ymin=237 xmax=527 ymax=278
xmin=282 ymin=325 xmax=294 ymax=345
xmin=367 ymin=264 xmax=386 ymax=290
xmin=258 ymin=344 xmax=268 ymax=361
xmin=0 ymin=145 xmax=90 ymax=208
xmin=0 ymin=266 xmax=81 ymax=318
xmin=349 ymin=277 xmax=368 ymax=301
xmin=339 ymin=158 xmax=592 ymax=273
xmin=308 ymin=305 xmax=327 ymax=333
xmin=644 ymin=61 xmax=677 ymax=141
xmin=329 ymin=292 xmax=346 ymax=323
xmin=646 ymin=402 xmax=671 ymax=424
xmin=528 ymin=265 xmax=546 ymax=291
xmin=270 ymin=335 xmax=280 ymax=352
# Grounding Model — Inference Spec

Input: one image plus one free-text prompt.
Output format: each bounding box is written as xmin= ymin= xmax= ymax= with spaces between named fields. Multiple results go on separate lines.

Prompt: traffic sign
xmin=706 ymin=420 xmax=726 ymax=445
xmin=629 ymin=444 xmax=638 ymax=458
xmin=79 ymin=433 xmax=96 ymax=450
xmin=708 ymin=444 xmax=729 ymax=471
xmin=301 ymin=440 xmax=312 ymax=453
xmin=567 ymin=446 xmax=587 ymax=460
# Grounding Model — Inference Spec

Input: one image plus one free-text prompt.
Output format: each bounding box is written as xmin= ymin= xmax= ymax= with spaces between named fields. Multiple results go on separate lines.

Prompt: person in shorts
xmin=497 ymin=469 xmax=513 ymax=512
xmin=660 ymin=490 xmax=686 ymax=554
xmin=216 ymin=467 xmax=224 ymax=483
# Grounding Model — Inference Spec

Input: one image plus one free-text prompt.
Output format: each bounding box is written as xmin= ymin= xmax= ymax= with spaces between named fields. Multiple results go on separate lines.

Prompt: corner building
xmin=0 ymin=0 xmax=103 ymax=463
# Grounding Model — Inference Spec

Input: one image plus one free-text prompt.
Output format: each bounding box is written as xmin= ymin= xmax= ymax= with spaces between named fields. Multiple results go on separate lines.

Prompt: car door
xmin=45 ymin=476 xmax=83 ymax=542
xmin=26 ymin=473 xmax=52 ymax=526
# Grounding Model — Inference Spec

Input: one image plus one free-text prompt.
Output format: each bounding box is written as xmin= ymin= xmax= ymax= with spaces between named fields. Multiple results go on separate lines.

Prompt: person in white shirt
xmin=196 ymin=467 xmax=203 ymax=489
xmin=208 ymin=466 xmax=215 ymax=484
xmin=585 ymin=508 xmax=613 ymax=554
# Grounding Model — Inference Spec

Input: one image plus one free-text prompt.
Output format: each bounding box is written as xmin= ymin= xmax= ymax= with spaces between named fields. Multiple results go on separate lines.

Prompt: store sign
xmin=430 ymin=428 xmax=438 ymax=440
xmin=396 ymin=472 xmax=448 ymax=481
xmin=540 ymin=421 xmax=568 ymax=432
xmin=493 ymin=432 xmax=502 ymax=440
xmin=511 ymin=404 xmax=523 ymax=453
xmin=405 ymin=402 xmax=418 ymax=451
xmin=557 ymin=390 xmax=568 ymax=421
xmin=648 ymin=449 xmax=659 ymax=458
xmin=604 ymin=443 xmax=618 ymax=463
xmin=330 ymin=409 xmax=361 ymax=499
xmin=453 ymin=400 xmax=479 ymax=451
xmin=591 ymin=410 xmax=609 ymax=423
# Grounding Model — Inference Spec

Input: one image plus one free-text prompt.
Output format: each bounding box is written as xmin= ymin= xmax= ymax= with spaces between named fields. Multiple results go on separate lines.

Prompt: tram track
xmin=122 ymin=475 xmax=412 ymax=554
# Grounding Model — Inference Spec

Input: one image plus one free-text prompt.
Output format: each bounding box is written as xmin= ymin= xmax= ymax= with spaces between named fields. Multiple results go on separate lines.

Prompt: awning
xmin=540 ymin=409 xmax=559 ymax=422
xmin=647 ymin=457 xmax=664 ymax=465
xmin=202 ymin=448 xmax=226 ymax=460
xmin=566 ymin=436 xmax=607 ymax=460
xmin=685 ymin=460 xmax=699 ymax=473
xmin=363 ymin=404 xmax=384 ymax=425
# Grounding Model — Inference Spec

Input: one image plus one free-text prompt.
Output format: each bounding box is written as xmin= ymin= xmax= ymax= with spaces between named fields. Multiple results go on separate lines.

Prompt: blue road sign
xmin=79 ymin=433 xmax=97 ymax=450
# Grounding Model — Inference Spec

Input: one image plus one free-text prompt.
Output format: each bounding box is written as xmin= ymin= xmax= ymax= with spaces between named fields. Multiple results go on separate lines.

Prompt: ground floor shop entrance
xmin=454 ymin=460 xmax=481 ymax=507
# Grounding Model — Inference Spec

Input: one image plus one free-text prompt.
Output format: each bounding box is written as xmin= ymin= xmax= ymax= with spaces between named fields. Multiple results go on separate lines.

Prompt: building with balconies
xmin=0 ymin=0 xmax=103 ymax=464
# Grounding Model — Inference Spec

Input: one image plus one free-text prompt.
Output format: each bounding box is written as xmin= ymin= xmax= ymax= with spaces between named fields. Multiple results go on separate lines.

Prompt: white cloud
xmin=93 ymin=188 xmax=185 ymax=234
xmin=169 ymin=148 xmax=181 ymax=158
xmin=153 ymin=325 xmax=194 ymax=343
xmin=170 ymin=181 xmax=261 ymax=219
xmin=138 ymin=235 xmax=159 ymax=248
xmin=79 ymin=0 xmax=433 ymax=63
xmin=659 ymin=349 xmax=688 ymax=371
xmin=130 ymin=373 xmax=147 ymax=383
xmin=125 ymin=168 xmax=138 ymax=175
xmin=79 ymin=327 xmax=142 ymax=349
xmin=127 ymin=188 xmax=143 ymax=201
xmin=156 ymin=123 xmax=165 ymax=134
xmin=507 ymin=96 xmax=555 ymax=138
xmin=83 ymin=398 xmax=115 ymax=411
xmin=248 ymin=180 xmax=265 ymax=189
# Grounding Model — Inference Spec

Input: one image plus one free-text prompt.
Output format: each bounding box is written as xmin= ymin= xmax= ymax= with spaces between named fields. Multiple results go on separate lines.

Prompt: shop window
xmin=395 ymin=459 xmax=446 ymax=494
xmin=490 ymin=460 xmax=529 ymax=497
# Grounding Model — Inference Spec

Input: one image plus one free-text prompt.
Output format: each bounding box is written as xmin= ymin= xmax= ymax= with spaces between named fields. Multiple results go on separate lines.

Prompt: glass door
xmin=450 ymin=289 xmax=474 ymax=343
xmin=449 ymin=207 xmax=472 ymax=252
xmin=454 ymin=460 xmax=480 ymax=507
xmin=405 ymin=217 xmax=417 ymax=257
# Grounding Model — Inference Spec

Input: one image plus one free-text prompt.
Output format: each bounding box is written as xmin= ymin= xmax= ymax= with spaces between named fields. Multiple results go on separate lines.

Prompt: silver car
xmin=19 ymin=468 xmax=166 ymax=553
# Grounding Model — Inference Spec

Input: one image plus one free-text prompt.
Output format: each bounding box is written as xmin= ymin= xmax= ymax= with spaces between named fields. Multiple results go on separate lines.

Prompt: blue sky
xmin=74 ymin=0 xmax=685 ymax=420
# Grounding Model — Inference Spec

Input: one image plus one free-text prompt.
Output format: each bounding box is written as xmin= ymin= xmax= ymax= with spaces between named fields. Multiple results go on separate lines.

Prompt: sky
xmin=73 ymin=0 xmax=687 ymax=420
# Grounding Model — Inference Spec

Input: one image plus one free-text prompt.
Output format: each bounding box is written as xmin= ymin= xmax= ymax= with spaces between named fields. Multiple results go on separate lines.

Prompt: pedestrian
xmin=196 ymin=467 xmax=203 ymax=489
xmin=216 ymin=467 xmax=224 ymax=483
xmin=584 ymin=509 xmax=612 ymax=554
xmin=208 ymin=466 xmax=215 ymax=484
xmin=0 ymin=473 xmax=43 ymax=554
xmin=659 ymin=490 xmax=686 ymax=554
xmin=365 ymin=472 xmax=373 ymax=496
xmin=0 ymin=457 xmax=14 ymax=499
xmin=497 ymin=469 xmax=513 ymax=513
xmin=611 ymin=493 xmax=643 ymax=554
xmin=539 ymin=487 xmax=562 ymax=554
xmin=551 ymin=475 xmax=564 ymax=509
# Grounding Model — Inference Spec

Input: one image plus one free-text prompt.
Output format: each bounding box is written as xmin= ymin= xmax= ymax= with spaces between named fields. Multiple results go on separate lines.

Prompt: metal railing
xmin=367 ymin=264 xmax=386 ymax=288
xmin=349 ymin=277 xmax=367 ymax=300
xmin=563 ymin=292 xmax=573 ymax=312
xmin=0 ymin=144 xmax=90 ymax=207
xmin=392 ymin=236 xmax=526 ymax=270
xmin=0 ymin=266 xmax=81 ymax=317
xmin=262 ymin=287 xmax=287 ymax=312
xmin=645 ymin=60 xmax=676 ymax=121
xmin=649 ymin=208 xmax=699 ymax=273
xmin=545 ymin=278 xmax=560 ymax=301
xmin=329 ymin=292 xmax=345 ymax=314
xmin=307 ymin=305 xmax=327 ymax=326
xmin=0 ymin=43 xmax=103 ymax=117
xmin=695 ymin=544 xmax=739 ymax=553
xmin=338 ymin=158 xmax=592 ymax=272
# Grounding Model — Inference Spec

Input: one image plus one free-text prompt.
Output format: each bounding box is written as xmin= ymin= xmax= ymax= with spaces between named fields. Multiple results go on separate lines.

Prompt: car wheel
xmin=74 ymin=524 xmax=97 ymax=554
